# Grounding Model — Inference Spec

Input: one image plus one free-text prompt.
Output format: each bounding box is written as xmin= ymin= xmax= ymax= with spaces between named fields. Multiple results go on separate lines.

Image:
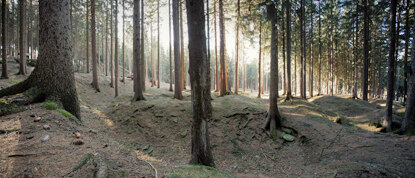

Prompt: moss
xmin=58 ymin=109 xmax=74 ymax=121
xmin=0 ymin=99 xmax=8 ymax=105
xmin=43 ymin=101 xmax=58 ymax=110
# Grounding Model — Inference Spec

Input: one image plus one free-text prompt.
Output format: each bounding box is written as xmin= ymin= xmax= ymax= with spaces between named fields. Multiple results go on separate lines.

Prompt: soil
xmin=1 ymin=61 xmax=414 ymax=177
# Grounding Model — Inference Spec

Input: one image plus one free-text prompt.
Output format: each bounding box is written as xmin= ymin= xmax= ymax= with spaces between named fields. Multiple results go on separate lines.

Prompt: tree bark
xmin=169 ymin=0 xmax=173 ymax=91
xmin=309 ymin=0 xmax=313 ymax=98
xmin=157 ymin=0 xmax=160 ymax=88
xmin=91 ymin=0 xmax=99 ymax=92
xmin=110 ymin=0 xmax=114 ymax=88
xmin=317 ymin=0 xmax=321 ymax=95
xmin=362 ymin=0 xmax=369 ymax=101
xmin=185 ymin=0 xmax=215 ymax=167
xmin=180 ymin=1 xmax=186 ymax=90
xmin=141 ymin=0 xmax=145 ymax=91
xmin=114 ymin=0 xmax=119 ymax=97
xmin=18 ymin=0 xmax=26 ymax=75
xmin=105 ymin=4 xmax=108 ymax=76
xmin=218 ymin=0 xmax=228 ymax=96
xmin=0 ymin=0 xmax=80 ymax=119
xmin=133 ymin=0 xmax=145 ymax=101
xmin=257 ymin=20 xmax=262 ymax=98
xmin=1 ymin=0 xmax=8 ymax=79
xmin=353 ymin=0 xmax=359 ymax=99
xmin=86 ymin=0 xmax=90 ymax=73
xmin=173 ymin=0 xmax=183 ymax=99
xmin=385 ymin=0 xmax=397 ymax=131
xmin=403 ymin=0 xmax=410 ymax=105
xmin=234 ymin=0 xmax=240 ymax=95
xmin=122 ymin=0 xmax=125 ymax=83
xmin=401 ymin=7 xmax=415 ymax=133
xmin=214 ymin=0 xmax=219 ymax=92
xmin=265 ymin=3 xmax=282 ymax=136
xmin=285 ymin=0 xmax=292 ymax=100
xmin=300 ymin=0 xmax=304 ymax=98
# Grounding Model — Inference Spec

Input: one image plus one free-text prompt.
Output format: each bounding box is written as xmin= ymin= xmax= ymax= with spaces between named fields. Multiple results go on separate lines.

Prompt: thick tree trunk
xmin=173 ymin=0 xmax=182 ymax=99
xmin=403 ymin=0 xmax=410 ymax=105
xmin=18 ymin=0 xmax=26 ymax=75
xmin=385 ymin=0 xmax=397 ymax=131
xmin=91 ymin=0 xmax=99 ymax=92
xmin=265 ymin=3 xmax=281 ymax=136
xmin=169 ymin=0 xmax=173 ymax=91
xmin=401 ymin=9 xmax=415 ymax=133
xmin=133 ymin=0 xmax=144 ymax=101
xmin=185 ymin=0 xmax=215 ymax=167
xmin=218 ymin=0 xmax=228 ymax=96
xmin=362 ymin=0 xmax=369 ymax=101
xmin=1 ymin=0 xmax=8 ymax=79
xmin=285 ymin=0 xmax=292 ymax=100
xmin=0 ymin=0 xmax=80 ymax=119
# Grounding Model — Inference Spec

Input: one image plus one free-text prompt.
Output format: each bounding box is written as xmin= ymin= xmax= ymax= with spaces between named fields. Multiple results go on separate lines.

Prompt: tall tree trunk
xmin=1 ymin=0 xmax=7 ymax=79
xmin=302 ymin=0 xmax=306 ymax=98
xmin=27 ymin=0 xmax=32 ymax=60
xmin=257 ymin=20 xmax=262 ymax=98
xmin=234 ymin=0 xmax=240 ymax=94
xmin=385 ymin=0 xmax=397 ymax=131
xmin=309 ymin=1 xmax=313 ymax=97
xmin=157 ymin=0 xmax=160 ymax=88
xmin=218 ymin=0 xmax=228 ymax=96
xmin=282 ymin=2 xmax=286 ymax=96
xmin=401 ymin=7 xmax=415 ymax=133
xmin=300 ymin=0 xmax=304 ymax=98
xmin=115 ymin=0 xmax=119 ymax=96
xmin=105 ymin=4 xmax=108 ymax=76
xmin=0 ymin=0 xmax=80 ymax=119
xmin=122 ymin=0 xmax=125 ymax=83
xmin=318 ymin=0 xmax=321 ymax=95
xmin=86 ymin=0 xmax=90 ymax=73
xmin=285 ymin=0 xmax=292 ymax=100
xmin=207 ymin=0 xmax=210 ymax=90
xmin=214 ymin=0 xmax=219 ymax=92
xmin=173 ymin=0 xmax=183 ymax=99
xmin=169 ymin=0 xmax=173 ymax=91
xmin=91 ymin=0 xmax=100 ymax=92
xmin=353 ymin=0 xmax=358 ymax=99
xmin=403 ymin=0 xmax=410 ymax=105
xmin=330 ymin=0 xmax=333 ymax=96
xmin=133 ymin=0 xmax=144 ymax=101
xmin=150 ymin=22 xmax=155 ymax=87
xmin=180 ymin=0 xmax=186 ymax=90
xmin=141 ymin=0 xmax=145 ymax=91
xmin=265 ymin=3 xmax=282 ymax=137
xmin=185 ymin=0 xmax=215 ymax=166
xmin=362 ymin=0 xmax=369 ymax=101
xmin=18 ymin=0 xmax=26 ymax=75
xmin=110 ymin=0 xmax=114 ymax=88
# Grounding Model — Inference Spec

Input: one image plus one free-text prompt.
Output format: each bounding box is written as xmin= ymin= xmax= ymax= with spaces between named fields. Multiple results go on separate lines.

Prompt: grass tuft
xmin=58 ymin=109 xmax=74 ymax=121
xmin=43 ymin=101 xmax=58 ymax=110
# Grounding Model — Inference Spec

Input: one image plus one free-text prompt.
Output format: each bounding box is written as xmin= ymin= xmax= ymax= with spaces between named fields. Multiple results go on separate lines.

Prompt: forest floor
xmin=1 ymin=60 xmax=415 ymax=177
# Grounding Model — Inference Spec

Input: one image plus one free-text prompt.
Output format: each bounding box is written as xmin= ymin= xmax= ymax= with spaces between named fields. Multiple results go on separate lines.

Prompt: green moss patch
xmin=58 ymin=109 xmax=74 ymax=121
xmin=43 ymin=101 xmax=58 ymax=110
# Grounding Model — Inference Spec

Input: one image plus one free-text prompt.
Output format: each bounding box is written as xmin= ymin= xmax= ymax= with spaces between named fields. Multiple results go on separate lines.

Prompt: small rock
xmin=89 ymin=129 xmax=98 ymax=134
xmin=34 ymin=117 xmax=41 ymax=122
xmin=41 ymin=135 xmax=49 ymax=142
xmin=26 ymin=135 xmax=34 ymax=140
xmin=72 ymin=140 xmax=84 ymax=145
xmin=43 ymin=125 xmax=50 ymax=130
xmin=74 ymin=132 xmax=81 ymax=138
xmin=281 ymin=133 xmax=295 ymax=142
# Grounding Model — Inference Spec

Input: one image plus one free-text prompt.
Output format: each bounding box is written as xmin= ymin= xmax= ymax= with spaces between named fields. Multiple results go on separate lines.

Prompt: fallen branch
xmin=62 ymin=153 xmax=92 ymax=177
xmin=225 ymin=112 xmax=249 ymax=118
xmin=134 ymin=150 xmax=158 ymax=178
xmin=240 ymin=118 xmax=253 ymax=129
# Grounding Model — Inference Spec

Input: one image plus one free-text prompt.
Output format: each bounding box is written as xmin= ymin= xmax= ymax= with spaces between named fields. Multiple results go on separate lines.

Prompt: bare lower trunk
xmin=18 ymin=0 xmax=26 ymax=75
xmin=214 ymin=0 xmax=219 ymax=92
xmin=285 ymin=0 xmax=292 ymax=100
xmin=169 ymin=0 xmax=173 ymax=91
xmin=114 ymin=0 xmax=119 ymax=97
xmin=141 ymin=0 xmax=145 ymax=91
xmin=385 ymin=0 xmax=397 ymax=131
xmin=173 ymin=0 xmax=182 ymax=100
xmin=257 ymin=21 xmax=262 ymax=98
xmin=157 ymin=0 xmax=160 ymax=88
xmin=185 ymin=0 xmax=215 ymax=166
xmin=133 ymin=0 xmax=144 ymax=101
xmin=1 ymin=0 xmax=8 ymax=79
xmin=218 ymin=0 xmax=228 ymax=96
xmin=91 ymin=0 xmax=100 ymax=92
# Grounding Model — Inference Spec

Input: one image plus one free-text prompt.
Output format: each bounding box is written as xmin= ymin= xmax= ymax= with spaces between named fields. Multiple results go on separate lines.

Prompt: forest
xmin=0 ymin=0 xmax=414 ymax=177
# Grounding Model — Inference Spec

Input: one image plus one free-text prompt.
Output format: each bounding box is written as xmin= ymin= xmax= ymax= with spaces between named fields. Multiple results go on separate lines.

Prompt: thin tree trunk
xmin=234 ymin=0 xmax=240 ymax=94
xmin=122 ymin=0 xmax=125 ymax=83
xmin=353 ymin=0 xmax=358 ymax=99
xmin=362 ymin=0 xmax=369 ymax=101
xmin=180 ymin=0 xmax=186 ymax=90
xmin=330 ymin=0 xmax=333 ymax=96
xmin=185 ymin=0 xmax=215 ymax=167
xmin=86 ymin=0 xmax=90 ymax=73
xmin=309 ymin=1 xmax=313 ymax=97
xmin=257 ymin=20 xmax=262 ymax=98
xmin=219 ymin=0 xmax=228 ymax=96
xmin=285 ymin=0 xmax=292 ymax=100
xmin=133 ymin=0 xmax=144 ymax=101
xmin=214 ymin=0 xmax=219 ymax=92
xmin=91 ymin=0 xmax=100 ymax=92
xmin=403 ymin=0 xmax=409 ymax=105
xmin=157 ymin=0 xmax=160 ymax=88
xmin=150 ymin=21 xmax=154 ymax=87
xmin=110 ymin=0 xmax=114 ymax=88
xmin=300 ymin=0 xmax=304 ymax=98
xmin=1 ymin=0 xmax=8 ymax=79
xmin=18 ymin=0 xmax=26 ymax=75
xmin=302 ymin=0 xmax=306 ymax=98
xmin=105 ymin=4 xmax=108 ymax=76
xmin=141 ymin=0 xmax=145 ymax=91
xmin=115 ymin=0 xmax=119 ymax=96
xmin=385 ymin=0 xmax=397 ymax=131
xmin=169 ymin=0 xmax=173 ymax=91
xmin=173 ymin=0 xmax=183 ymax=99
